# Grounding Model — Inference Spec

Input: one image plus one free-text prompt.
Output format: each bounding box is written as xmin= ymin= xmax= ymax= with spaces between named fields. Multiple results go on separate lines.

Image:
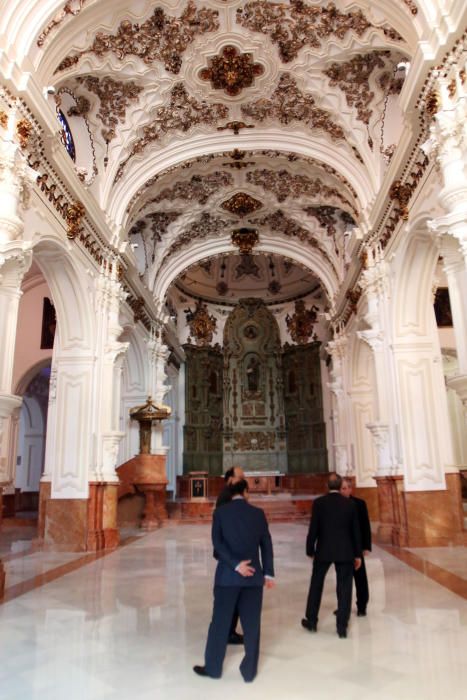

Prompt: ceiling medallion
xmin=199 ymin=45 xmax=264 ymax=96
xmin=231 ymin=227 xmax=259 ymax=254
xmin=221 ymin=192 xmax=263 ymax=217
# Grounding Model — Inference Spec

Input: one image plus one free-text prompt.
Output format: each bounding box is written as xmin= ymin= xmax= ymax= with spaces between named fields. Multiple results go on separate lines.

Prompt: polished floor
xmin=1 ymin=522 xmax=466 ymax=700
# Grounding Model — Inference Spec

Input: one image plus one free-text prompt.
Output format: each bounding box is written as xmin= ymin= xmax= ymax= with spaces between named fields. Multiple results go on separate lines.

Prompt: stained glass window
xmin=57 ymin=110 xmax=76 ymax=161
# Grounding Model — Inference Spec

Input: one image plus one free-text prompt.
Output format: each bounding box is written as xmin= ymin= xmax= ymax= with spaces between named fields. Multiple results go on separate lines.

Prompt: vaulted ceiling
xmin=6 ymin=0 xmax=429 ymax=307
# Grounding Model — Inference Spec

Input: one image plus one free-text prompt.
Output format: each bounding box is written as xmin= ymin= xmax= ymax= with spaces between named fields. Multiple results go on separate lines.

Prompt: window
xmin=57 ymin=110 xmax=76 ymax=161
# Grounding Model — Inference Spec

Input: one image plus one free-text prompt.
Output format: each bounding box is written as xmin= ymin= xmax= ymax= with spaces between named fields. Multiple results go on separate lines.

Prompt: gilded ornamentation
xmin=303 ymin=205 xmax=350 ymax=236
xmin=286 ymin=300 xmax=319 ymax=344
xmin=150 ymin=172 xmax=233 ymax=206
xmin=246 ymin=169 xmax=351 ymax=207
xmin=324 ymin=52 xmax=393 ymax=125
xmin=164 ymin=213 xmax=232 ymax=260
xmin=0 ymin=111 xmax=8 ymax=129
xmin=65 ymin=201 xmax=85 ymax=240
xmin=186 ymin=300 xmax=217 ymax=346
xmin=389 ymin=180 xmax=413 ymax=220
xmin=231 ymin=227 xmax=259 ymax=254
xmin=222 ymin=192 xmax=263 ymax=217
xmin=346 ymin=287 xmax=362 ymax=314
xmin=402 ymin=0 xmax=418 ymax=15
xmin=237 ymin=1 xmax=372 ymax=63
xmin=75 ymin=76 xmax=143 ymax=142
xmin=217 ymin=120 xmax=254 ymax=134
xmin=56 ymin=2 xmax=220 ymax=75
xmin=425 ymin=90 xmax=440 ymax=117
xmin=67 ymin=95 xmax=91 ymax=117
xmin=115 ymin=84 xmax=229 ymax=180
xmin=242 ymin=74 xmax=345 ymax=141
xmin=37 ymin=1 xmax=88 ymax=47
xmin=16 ymin=119 xmax=33 ymax=149
xmin=223 ymin=149 xmax=255 ymax=169
xmin=232 ymin=431 xmax=275 ymax=451
xmin=199 ymin=45 xmax=264 ymax=96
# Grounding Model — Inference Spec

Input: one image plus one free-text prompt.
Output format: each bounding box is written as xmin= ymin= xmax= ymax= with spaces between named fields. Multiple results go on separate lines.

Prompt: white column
xmin=146 ymin=327 xmax=171 ymax=457
xmin=326 ymin=334 xmax=352 ymax=474
xmin=357 ymin=248 xmax=399 ymax=476
xmin=90 ymin=259 xmax=129 ymax=482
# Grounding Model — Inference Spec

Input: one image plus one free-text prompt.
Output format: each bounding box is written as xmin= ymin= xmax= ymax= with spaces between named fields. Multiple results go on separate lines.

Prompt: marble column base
xmin=375 ymin=473 xmax=466 ymax=547
xmin=37 ymin=481 xmax=119 ymax=552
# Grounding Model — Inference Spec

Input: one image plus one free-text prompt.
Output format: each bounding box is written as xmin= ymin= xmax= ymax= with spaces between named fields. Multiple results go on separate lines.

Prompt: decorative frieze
xmin=115 ymin=84 xmax=229 ymax=181
xmin=242 ymin=74 xmax=345 ymax=141
xmin=236 ymin=1 xmax=402 ymax=64
xmin=65 ymin=201 xmax=85 ymax=240
xmin=56 ymin=2 xmax=220 ymax=75
xmin=74 ymin=76 xmax=143 ymax=143
xmin=199 ymin=45 xmax=264 ymax=96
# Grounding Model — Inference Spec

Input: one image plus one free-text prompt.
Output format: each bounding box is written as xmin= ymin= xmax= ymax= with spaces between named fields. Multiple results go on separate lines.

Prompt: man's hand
xmin=354 ymin=557 xmax=362 ymax=570
xmin=264 ymin=578 xmax=275 ymax=590
xmin=236 ymin=560 xmax=255 ymax=577
xmin=363 ymin=550 xmax=370 ymax=556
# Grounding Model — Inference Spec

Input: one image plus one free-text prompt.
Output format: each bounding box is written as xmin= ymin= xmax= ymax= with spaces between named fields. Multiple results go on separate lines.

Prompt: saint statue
xmin=246 ymin=355 xmax=260 ymax=393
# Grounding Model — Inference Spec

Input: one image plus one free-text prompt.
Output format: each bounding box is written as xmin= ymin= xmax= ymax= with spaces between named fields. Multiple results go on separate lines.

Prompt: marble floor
xmin=0 ymin=522 xmax=466 ymax=700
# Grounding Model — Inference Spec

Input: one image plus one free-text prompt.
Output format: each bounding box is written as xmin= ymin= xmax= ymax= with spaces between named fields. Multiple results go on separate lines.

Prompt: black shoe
xmin=301 ymin=618 xmax=317 ymax=632
xmin=357 ymin=610 xmax=367 ymax=617
xmin=193 ymin=666 xmax=209 ymax=677
xmin=228 ymin=632 xmax=244 ymax=645
xmin=337 ymin=628 xmax=347 ymax=639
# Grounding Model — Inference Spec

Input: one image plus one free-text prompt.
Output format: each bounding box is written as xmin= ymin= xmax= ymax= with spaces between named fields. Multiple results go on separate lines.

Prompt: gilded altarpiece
xmin=282 ymin=343 xmax=328 ymax=473
xmin=183 ymin=345 xmax=223 ymax=474
xmin=223 ymin=299 xmax=287 ymax=471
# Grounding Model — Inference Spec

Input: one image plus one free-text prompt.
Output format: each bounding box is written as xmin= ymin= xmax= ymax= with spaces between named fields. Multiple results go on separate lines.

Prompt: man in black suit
xmin=302 ymin=473 xmax=362 ymax=638
xmin=194 ymin=479 xmax=274 ymax=682
xmin=340 ymin=477 xmax=372 ymax=616
xmin=216 ymin=466 xmax=245 ymax=508
xmin=215 ymin=465 xmax=245 ymax=644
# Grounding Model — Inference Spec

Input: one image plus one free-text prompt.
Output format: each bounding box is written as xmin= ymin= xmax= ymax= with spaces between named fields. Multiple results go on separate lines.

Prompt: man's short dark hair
xmin=328 ymin=473 xmax=342 ymax=491
xmin=224 ymin=467 xmax=234 ymax=482
xmin=230 ymin=479 xmax=249 ymax=496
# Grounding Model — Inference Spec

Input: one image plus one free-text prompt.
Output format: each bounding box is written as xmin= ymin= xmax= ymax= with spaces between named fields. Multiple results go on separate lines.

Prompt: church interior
xmin=0 ymin=1 xmax=466 ymax=697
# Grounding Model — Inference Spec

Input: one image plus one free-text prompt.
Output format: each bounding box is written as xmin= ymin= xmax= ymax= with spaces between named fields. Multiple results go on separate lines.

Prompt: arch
xmin=153 ymin=235 xmax=340 ymax=306
xmin=108 ymin=131 xmax=375 ymax=224
xmin=15 ymin=358 xmax=52 ymax=396
xmin=31 ymin=238 xmax=95 ymax=352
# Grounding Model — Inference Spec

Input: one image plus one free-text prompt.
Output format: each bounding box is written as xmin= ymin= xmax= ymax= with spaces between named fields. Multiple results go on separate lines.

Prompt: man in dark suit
xmin=194 ymin=479 xmax=274 ymax=682
xmin=302 ymin=473 xmax=362 ymax=638
xmin=216 ymin=466 xmax=245 ymax=508
xmin=340 ymin=477 xmax=371 ymax=616
xmin=215 ymin=465 xmax=245 ymax=644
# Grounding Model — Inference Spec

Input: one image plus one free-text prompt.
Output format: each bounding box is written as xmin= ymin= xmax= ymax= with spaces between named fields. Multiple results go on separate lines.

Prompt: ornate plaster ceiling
xmin=174 ymin=252 xmax=323 ymax=305
xmin=30 ymin=0 xmax=420 ymax=305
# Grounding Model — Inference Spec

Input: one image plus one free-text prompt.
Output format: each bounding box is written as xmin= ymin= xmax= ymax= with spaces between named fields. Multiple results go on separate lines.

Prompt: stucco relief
xmin=149 ymin=172 xmax=233 ymax=206
xmin=241 ymin=74 xmax=345 ymax=141
xmin=55 ymin=2 xmax=220 ymax=75
xmin=246 ymin=169 xmax=353 ymax=210
xmin=236 ymin=1 xmax=402 ymax=64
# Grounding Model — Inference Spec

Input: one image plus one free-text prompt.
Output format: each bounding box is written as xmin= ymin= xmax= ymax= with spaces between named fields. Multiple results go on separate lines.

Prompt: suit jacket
xmin=351 ymin=495 xmax=372 ymax=552
xmin=216 ymin=485 xmax=233 ymax=508
xmin=212 ymin=498 xmax=274 ymax=587
xmin=306 ymin=492 xmax=362 ymax=562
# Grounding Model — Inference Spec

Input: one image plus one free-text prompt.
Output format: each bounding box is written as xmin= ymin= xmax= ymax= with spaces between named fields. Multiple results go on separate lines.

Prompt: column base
xmin=37 ymin=481 xmax=119 ymax=552
xmin=375 ymin=473 xmax=466 ymax=547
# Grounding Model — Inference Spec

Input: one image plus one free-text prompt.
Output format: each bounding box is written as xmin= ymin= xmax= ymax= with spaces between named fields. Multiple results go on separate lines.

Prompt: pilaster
xmin=326 ymin=333 xmax=351 ymax=474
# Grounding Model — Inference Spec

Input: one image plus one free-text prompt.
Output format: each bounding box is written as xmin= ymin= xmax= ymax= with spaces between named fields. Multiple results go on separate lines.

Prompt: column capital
xmin=357 ymin=329 xmax=384 ymax=352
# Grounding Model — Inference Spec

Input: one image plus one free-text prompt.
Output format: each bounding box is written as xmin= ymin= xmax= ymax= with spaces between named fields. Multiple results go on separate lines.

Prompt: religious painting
xmin=434 ymin=288 xmax=453 ymax=327
xmin=244 ymin=353 xmax=261 ymax=395
xmin=40 ymin=297 xmax=56 ymax=349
